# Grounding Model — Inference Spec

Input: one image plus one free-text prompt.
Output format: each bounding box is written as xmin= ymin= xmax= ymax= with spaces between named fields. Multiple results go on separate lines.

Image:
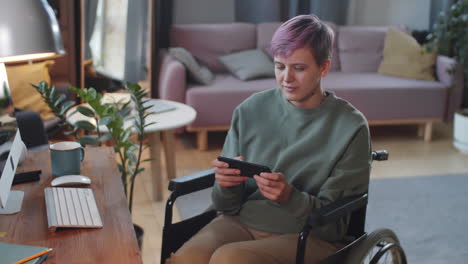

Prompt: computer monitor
xmin=0 ymin=62 xmax=25 ymax=214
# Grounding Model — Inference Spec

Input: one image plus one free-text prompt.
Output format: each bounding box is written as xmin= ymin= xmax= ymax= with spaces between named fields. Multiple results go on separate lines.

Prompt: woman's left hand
xmin=254 ymin=172 xmax=293 ymax=204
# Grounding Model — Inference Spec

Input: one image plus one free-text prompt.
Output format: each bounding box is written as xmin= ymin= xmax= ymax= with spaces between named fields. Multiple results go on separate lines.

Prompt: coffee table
xmin=66 ymin=98 xmax=196 ymax=201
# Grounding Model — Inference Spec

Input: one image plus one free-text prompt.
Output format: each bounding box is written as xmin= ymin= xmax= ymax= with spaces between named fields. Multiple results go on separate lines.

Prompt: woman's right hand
xmin=212 ymin=156 xmax=249 ymax=187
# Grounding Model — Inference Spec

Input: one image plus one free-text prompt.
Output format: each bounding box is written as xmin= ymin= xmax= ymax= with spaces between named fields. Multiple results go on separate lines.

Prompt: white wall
xmin=347 ymin=0 xmax=431 ymax=30
xmin=173 ymin=0 xmax=432 ymax=29
xmin=173 ymin=0 xmax=235 ymax=24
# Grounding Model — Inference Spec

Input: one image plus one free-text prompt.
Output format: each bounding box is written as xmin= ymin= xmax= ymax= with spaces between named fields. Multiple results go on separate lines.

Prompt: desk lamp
xmin=0 ymin=0 xmax=64 ymax=214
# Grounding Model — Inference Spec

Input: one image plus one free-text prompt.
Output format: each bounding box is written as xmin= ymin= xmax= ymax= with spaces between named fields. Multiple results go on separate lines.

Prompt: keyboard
xmin=44 ymin=187 xmax=103 ymax=232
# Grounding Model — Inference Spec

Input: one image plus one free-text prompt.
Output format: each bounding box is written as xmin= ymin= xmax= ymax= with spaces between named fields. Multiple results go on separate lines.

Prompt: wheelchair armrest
xmin=306 ymin=193 xmax=368 ymax=228
xmin=168 ymin=168 xmax=215 ymax=197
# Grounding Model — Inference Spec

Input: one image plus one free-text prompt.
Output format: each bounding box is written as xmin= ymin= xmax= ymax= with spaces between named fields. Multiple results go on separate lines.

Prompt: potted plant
xmin=454 ymin=109 xmax=468 ymax=153
xmin=426 ymin=0 xmax=468 ymax=153
xmin=33 ymin=81 xmax=153 ymax=247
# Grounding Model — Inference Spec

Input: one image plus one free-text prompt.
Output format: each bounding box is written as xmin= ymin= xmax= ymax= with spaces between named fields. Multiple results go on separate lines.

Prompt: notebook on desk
xmin=0 ymin=242 xmax=50 ymax=264
xmin=44 ymin=187 xmax=103 ymax=232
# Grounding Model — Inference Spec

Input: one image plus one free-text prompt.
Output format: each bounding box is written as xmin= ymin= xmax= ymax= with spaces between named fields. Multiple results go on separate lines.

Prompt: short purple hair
xmin=270 ymin=15 xmax=334 ymax=66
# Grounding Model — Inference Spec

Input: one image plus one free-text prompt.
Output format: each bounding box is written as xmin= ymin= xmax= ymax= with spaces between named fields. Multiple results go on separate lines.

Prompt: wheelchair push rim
xmin=345 ymin=228 xmax=407 ymax=264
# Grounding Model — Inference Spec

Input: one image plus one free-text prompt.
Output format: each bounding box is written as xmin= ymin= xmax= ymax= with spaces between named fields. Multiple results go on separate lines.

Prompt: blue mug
xmin=49 ymin=141 xmax=85 ymax=177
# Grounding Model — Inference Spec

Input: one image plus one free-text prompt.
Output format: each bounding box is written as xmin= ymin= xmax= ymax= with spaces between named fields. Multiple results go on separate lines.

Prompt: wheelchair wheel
xmin=345 ymin=228 xmax=407 ymax=264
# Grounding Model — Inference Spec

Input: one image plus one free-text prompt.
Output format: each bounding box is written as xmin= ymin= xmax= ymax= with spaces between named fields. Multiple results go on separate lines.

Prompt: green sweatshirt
xmin=212 ymin=88 xmax=371 ymax=242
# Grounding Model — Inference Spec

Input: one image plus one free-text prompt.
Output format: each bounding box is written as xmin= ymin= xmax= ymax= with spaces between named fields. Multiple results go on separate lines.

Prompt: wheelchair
xmin=160 ymin=150 xmax=407 ymax=264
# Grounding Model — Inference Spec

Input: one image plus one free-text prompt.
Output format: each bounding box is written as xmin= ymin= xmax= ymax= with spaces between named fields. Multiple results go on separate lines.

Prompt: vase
xmin=453 ymin=110 xmax=468 ymax=154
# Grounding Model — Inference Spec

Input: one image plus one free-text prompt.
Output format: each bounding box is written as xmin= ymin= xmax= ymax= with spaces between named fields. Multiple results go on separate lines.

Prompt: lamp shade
xmin=0 ymin=0 xmax=65 ymax=63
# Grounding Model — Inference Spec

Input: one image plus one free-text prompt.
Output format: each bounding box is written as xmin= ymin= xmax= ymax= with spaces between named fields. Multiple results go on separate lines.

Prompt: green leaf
xmin=119 ymin=107 xmax=132 ymax=118
xmin=135 ymin=126 xmax=143 ymax=135
xmin=74 ymin=120 xmax=96 ymax=130
xmin=98 ymin=116 xmax=113 ymax=126
xmin=35 ymin=81 xmax=46 ymax=93
xmin=77 ymin=106 xmax=95 ymax=117
xmin=52 ymin=94 xmax=66 ymax=107
xmin=39 ymin=81 xmax=48 ymax=92
xmin=135 ymin=168 xmax=145 ymax=175
xmin=78 ymin=136 xmax=100 ymax=146
xmin=69 ymin=85 xmax=78 ymax=91
xmin=118 ymin=163 xmax=124 ymax=173
xmin=121 ymin=100 xmax=132 ymax=109
xmin=121 ymin=129 xmax=131 ymax=142
xmin=99 ymin=134 xmax=113 ymax=142
xmin=60 ymin=101 xmax=76 ymax=114
xmin=142 ymin=105 xmax=153 ymax=114
xmin=142 ymin=113 xmax=153 ymax=119
xmin=48 ymin=85 xmax=56 ymax=100
xmin=140 ymin=145 xmax=150 ymax=152
xmin=126 ymin=150 xmax=137 ymax=163
xmin=144 ymin=122 xmax=157 ymax=127
xmin=63 ymin=129 xmax=77 ymax=136
xmin=88 ymin=88 xmax=98 ymax=100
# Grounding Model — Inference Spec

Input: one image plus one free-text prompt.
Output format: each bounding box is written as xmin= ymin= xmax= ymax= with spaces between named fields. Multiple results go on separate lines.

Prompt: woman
xmin=167 ymin=14 xmax=371 ymax=264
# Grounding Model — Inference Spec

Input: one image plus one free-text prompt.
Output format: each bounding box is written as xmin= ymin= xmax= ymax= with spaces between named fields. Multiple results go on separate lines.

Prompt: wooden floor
xmin=130 ymin=122 xmax=468 ymax=264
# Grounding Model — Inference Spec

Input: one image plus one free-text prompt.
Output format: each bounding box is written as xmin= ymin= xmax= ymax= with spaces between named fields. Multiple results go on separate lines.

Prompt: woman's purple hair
xmin=270 ymin=14 xmax=334 ymax=66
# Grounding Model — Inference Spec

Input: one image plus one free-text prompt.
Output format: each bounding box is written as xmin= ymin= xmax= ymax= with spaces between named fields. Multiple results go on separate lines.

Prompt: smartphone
xmin=217 ymin=156 xmax=271 ymax=178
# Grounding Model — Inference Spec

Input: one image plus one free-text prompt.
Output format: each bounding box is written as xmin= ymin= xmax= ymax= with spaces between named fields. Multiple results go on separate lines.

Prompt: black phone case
xmin=13 ymin=170 xmax=41 ymax=185
xmin=217 ymin=156 xmax=271 ymax=177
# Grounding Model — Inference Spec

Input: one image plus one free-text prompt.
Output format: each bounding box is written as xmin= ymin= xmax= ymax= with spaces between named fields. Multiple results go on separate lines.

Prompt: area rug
xmin=176 ymin=173 xmax=468 ymax=263
xmin=366 ymin=174 xmax=468 ymax=264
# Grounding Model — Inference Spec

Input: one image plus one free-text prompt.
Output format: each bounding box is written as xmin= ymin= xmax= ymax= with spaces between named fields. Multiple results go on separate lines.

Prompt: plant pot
xmin=134 ymin=223 xmax=144 ymax=250
xmin=453 ymin=110 xmax=468 ymax=154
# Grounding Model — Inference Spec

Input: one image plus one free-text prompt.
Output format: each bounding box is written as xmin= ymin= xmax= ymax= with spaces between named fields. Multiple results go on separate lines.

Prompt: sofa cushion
xmin=219 ymin=49 xmax=275 ymax=81
xmin=186 ymin=74 xmax=276 ymax=126
xmin=323 ymin=72 xmax=448 ymax=120
xmin=171 ymin=23 xmax=256 ymax=73
xmin=169 ymin=47 xmax=214 ymax=85
xmin=6 ymin=61 xmax=56 ymax=120
xmin=257 ymin=21 xmax=340 ymax=72
xmin=338 ymin=26 xmax=389 ymax=73
xmin=378 ymin=28 xmax=436 ymax=81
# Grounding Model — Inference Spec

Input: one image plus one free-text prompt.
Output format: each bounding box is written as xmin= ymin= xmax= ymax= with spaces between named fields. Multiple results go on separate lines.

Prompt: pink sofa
xmin=158 ymin=22 xmax=464 ymax=150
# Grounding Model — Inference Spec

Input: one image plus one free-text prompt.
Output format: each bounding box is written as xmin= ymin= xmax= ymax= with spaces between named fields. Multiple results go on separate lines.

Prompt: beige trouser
xmin=166 ymin=215 xmax=337 ymax=264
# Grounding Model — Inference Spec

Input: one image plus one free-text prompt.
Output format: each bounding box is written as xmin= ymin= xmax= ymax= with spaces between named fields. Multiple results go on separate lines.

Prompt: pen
xmin=14 ymin=248 xmax=53 ymax=264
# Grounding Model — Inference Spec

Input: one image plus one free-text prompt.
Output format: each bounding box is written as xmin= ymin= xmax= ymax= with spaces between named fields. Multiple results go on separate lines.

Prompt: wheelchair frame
xmin=160 ymin=150 xmax=407 ymax=264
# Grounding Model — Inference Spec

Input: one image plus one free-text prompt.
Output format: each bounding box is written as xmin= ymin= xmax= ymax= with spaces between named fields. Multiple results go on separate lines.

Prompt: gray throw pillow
xmin=169 ymin=47 xmax=214 ymax=85
xmin=219 ymin=49 xmax=275 ymax=81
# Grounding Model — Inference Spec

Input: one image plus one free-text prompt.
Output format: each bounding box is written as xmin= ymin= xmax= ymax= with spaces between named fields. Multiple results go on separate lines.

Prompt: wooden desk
xmin=0 ymin=147 xmax=142 ymax=263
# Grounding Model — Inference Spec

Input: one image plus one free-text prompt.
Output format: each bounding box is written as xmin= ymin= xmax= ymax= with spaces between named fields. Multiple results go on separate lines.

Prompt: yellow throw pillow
xmin=378 ymin=28 xmax=436 ymax=81
xmin=6 ymin=61 xmax=56 ymax=120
